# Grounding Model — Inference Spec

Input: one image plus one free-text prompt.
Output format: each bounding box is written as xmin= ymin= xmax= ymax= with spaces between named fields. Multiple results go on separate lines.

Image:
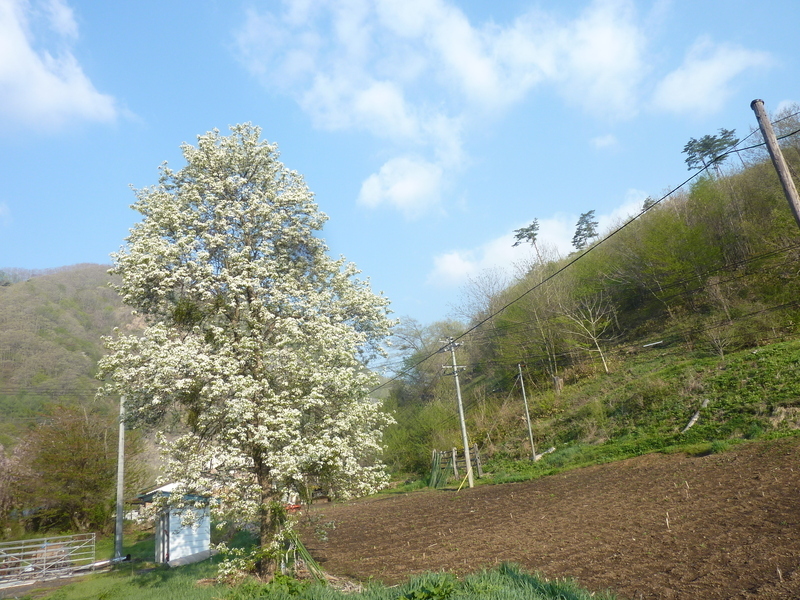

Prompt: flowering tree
xmin=98 ymin=124 xmax=394 ymax=575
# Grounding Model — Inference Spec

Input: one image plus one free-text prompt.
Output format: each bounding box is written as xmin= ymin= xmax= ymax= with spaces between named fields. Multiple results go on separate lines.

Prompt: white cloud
xmin=652 ymin=37 xmax=771 ymax=116
xmin=427 ymin=223 xmax=565 ymax=289
xmin=0 ymin=0 xmax=117 ymax=129
xmin=357 ymin=156 xmax=444 ymax=218
xmin=596 ymin=189 xmax=648 ymax=234
xmin=553 ymin=0 xmax=648 ymax=118
xmin=427 ymin=233 xmax=532 ymax=288
xmin=44 ymin=0 xmax=77 ymax=38
xmin=536 ymin=216 xmax=576 ymax=257
xmin=428 ymin=250 xmax=477 ymax=287
xmin=775 ymin=99 xmax=798 ymax=114
xmin=0 ymin=201 xmax=9 ymax=227
xmin=301 ymin=76 xmax=420 ymax=140
xmin=235 ymin=0 xmax=650 ymax=140
xmin=427 ymin=189 xmax=649 ymax=288
xmin=234 ymin=0 xmax=768 ymax=217
xmin=591 ymin=134 xmax=618 ymax=149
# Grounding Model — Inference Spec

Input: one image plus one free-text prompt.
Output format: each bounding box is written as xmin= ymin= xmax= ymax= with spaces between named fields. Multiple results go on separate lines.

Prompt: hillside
xmin=0 ymin=264 xmax=136 ymax=446
xmin=383 ymin=113 xmax=800 ymax=477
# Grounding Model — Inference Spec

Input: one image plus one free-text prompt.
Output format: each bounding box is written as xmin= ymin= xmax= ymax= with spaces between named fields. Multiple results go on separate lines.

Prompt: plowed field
xmin=300 ymin=437 xmax=800 ymax=599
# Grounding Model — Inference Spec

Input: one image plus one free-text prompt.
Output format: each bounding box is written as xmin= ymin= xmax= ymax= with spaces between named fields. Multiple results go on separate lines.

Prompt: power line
xmin=371 ymin=112 xmax=800 ymax=397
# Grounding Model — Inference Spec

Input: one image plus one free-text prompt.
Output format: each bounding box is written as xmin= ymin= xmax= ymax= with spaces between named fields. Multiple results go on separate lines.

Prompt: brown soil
xmin=299 ymin=437 xmax=800 ymax=599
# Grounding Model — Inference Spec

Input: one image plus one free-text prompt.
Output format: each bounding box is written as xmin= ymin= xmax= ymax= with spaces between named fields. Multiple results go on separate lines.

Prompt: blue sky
xmin=0 ymin=0 xmax=797 ymax=326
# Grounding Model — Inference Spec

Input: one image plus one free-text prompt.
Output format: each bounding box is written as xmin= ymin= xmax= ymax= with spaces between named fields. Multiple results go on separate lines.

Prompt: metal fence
xmin=0 ymin=533 xmax=96 ymax=587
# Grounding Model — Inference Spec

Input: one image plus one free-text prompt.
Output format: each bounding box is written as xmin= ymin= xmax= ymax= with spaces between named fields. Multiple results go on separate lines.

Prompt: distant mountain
xmin=0 ymin=264 xmax=137 ymax=446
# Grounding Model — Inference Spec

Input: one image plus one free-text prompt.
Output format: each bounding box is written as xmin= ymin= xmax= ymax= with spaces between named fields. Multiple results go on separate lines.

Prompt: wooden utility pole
xmin=518 ymin=363 xmax=537 ymax=461
xmin=442 ymin=338 xmax=473 ymax=488
xmin=750 ymin=99 xmax=800 ymax=230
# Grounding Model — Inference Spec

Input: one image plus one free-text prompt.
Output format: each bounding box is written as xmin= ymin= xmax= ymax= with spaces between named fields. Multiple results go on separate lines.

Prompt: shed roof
xmin=137 ymin=483 xmax=209 ymax=504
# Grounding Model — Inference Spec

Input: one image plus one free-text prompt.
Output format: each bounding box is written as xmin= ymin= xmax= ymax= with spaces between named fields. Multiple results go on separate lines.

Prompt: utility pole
xmin=114 ymin=395 xmax=125 ymax=559
xmin=441 ymin=338 xmax=473 ymax=488
xmin=518 ymin=363 xmax=537 ymax=461
xmin=750 ymin=99 xmax=800 ymax=230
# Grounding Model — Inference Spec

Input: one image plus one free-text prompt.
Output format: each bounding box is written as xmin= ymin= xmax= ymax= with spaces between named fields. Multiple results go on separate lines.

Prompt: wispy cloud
xmin=427 ymin=233 xmax=532 ymax=287
xmin=235 ymin=0 xmax=769 ymax=218
xmin=0 ymin=201 xmax=9 ymax=227
xmin=651 ymin=37 xmax=771 ymax=116
xmin=234 ymin=0 xmax=654 ymax=219
xmin=591 ymin=134 xmax=619 ymax=149
xmin=357 ymin=156 xmax=444 ymax=218
xmin=550 ymin=0 xmax=647 ymax=118
xmin=0 ymin=0 xmax=118 ymax=130
xmin=775 ymin=99 xmax=798 ymax=113
xmin=427 ymin=218 xmax=569 ymax=289
xmin=44 ymin=0 xmax=78 ymax=38
xmin=427 ymin=189 xmax=648 ymax=288
xmin=596 ymin=189 xmax=648 ymax=233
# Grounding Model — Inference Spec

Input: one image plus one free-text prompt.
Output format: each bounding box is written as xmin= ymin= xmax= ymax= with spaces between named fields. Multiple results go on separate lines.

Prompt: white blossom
xmin=98 ymin=124 xmax=394 ymax=568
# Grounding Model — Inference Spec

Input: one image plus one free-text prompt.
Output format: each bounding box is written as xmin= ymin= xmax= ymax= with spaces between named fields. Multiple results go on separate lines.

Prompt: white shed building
xmin=139 ymin=483 xmax=211 ymax=567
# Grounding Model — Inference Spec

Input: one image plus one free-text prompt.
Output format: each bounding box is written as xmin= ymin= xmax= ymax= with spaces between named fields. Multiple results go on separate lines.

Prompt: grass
xmin=20 ymin=533 xmax=611 ymax=600
xmin=17 ymin=533 xmax=220 ymax=600
xmin=467 ymin=339 xmax=800 ymax=485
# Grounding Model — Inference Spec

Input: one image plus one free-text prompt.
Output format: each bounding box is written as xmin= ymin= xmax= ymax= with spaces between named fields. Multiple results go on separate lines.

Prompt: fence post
xmin=472 ymin=444 xmax=484 ymax=478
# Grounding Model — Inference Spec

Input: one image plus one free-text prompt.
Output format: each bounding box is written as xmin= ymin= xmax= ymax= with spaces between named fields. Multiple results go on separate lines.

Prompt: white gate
xmin=0 ymin=533 xmax=96 ymax=588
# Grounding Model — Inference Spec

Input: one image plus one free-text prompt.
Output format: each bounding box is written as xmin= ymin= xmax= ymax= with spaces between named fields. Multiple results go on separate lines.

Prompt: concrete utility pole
xmin=441 ymin=338 xmax=473 ymax=488
xmin=114 ymin=395 xmax=125 ymax=559
xmin=518 ymin=363 xmax=537 ymax=461
xmin=750 ymin=99 xmax=800 ymax=230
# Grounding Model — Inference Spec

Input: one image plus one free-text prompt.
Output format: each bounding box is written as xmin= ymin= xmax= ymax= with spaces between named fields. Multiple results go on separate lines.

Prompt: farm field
xmin=300 ymin=436 xmax=800 ymax=600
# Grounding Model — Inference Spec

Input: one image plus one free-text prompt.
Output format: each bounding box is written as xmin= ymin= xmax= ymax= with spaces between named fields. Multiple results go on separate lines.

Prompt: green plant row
xmin=221 ymin=563 xmax=614 ymax=600
xmin=27 ymin=561 xmax=610 ymax=600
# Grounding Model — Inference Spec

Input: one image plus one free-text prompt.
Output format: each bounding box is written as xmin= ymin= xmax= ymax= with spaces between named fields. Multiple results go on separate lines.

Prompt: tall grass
xmin=478 ymin=339 xmax=800 ymax=484
xmin=19 ymin=560 xmax=220 ymax=600
xmin=20 ymin=527 xmax=611 ymax=600
xmin=218 ymin=563 xmax=614 ymax=600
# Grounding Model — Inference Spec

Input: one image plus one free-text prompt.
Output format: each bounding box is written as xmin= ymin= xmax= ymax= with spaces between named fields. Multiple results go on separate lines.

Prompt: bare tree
xmin=560 ymin=293 xmax=617 ymax=374
xmin=454 ymin=268 xmax=509 ymax=323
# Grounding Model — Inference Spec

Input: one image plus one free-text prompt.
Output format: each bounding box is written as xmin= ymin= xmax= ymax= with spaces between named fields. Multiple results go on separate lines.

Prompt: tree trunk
xmin=594 ymin=339 xmax=609 ymax=374
xmin=255 ymin=456 xmax=278 ymax=579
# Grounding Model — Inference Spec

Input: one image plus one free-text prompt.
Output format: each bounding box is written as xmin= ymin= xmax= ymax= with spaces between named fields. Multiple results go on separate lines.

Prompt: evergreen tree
xmin=683 ymin=128 xmax=738 ymax=177
xmin=572 ymin=210 xmax=598 ymax=250
xmin=512 ymin=219 xmax=543 ymax=262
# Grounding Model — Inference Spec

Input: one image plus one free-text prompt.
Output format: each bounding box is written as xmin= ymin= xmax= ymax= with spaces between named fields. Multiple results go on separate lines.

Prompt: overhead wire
xmin=4 ymin=113 xmax=800 ymax=418
xmin=368 ymin=174 xmax=705 ymax=392
xmin=371 ymin=112 xmax=800 ymax=401
xmin=458 ymin=240 xmax=800 ymax=347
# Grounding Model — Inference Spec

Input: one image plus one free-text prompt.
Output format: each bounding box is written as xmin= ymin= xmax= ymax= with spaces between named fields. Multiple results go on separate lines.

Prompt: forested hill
xmin=0 ymin=264 xmax=136 ymax=446
xmin=383 ymin=111 xmax=800 ymax=476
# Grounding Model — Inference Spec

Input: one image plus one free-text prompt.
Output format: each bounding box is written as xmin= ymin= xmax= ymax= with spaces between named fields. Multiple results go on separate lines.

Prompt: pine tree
xmin=572 ymin=210 xmax=598 ymax=250
xmin=683 ymin=128 xmax=738 ymax=177
xmin=512 ymin=218 xmax=543 ymax=262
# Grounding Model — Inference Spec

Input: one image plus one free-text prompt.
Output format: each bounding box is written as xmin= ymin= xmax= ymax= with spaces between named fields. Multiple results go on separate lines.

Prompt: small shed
xmin=138 ymin=483 xmax=211 ymax=567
